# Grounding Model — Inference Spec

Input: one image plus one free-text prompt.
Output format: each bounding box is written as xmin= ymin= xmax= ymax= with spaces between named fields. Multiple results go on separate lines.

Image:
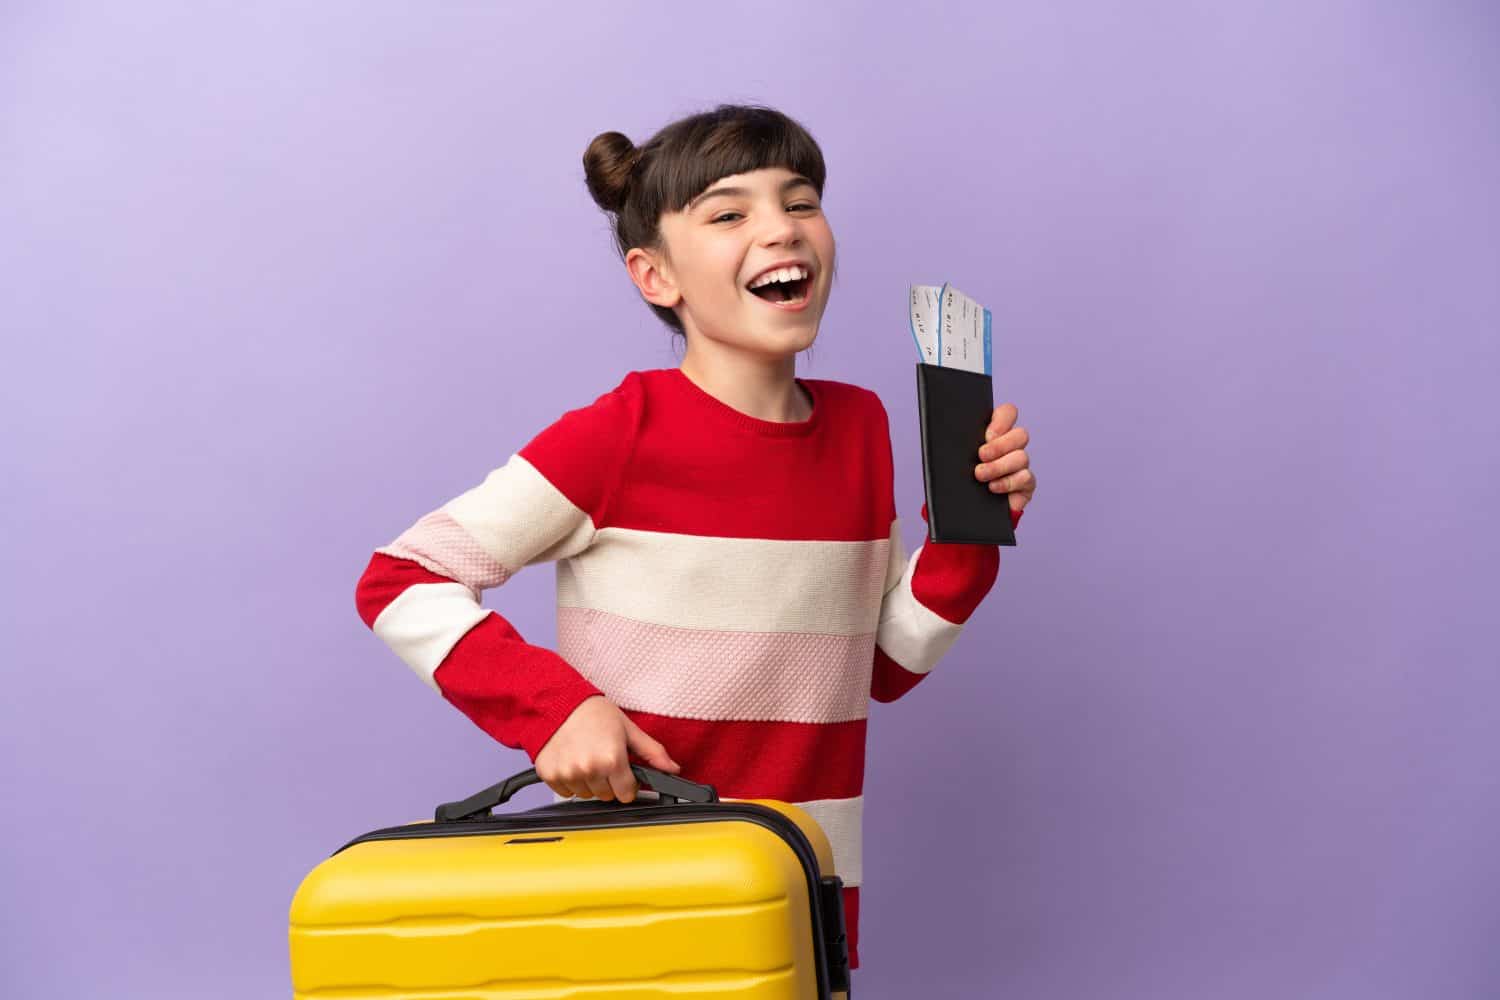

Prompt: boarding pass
xmin=908 ymin=282 xmax=991 ymax=375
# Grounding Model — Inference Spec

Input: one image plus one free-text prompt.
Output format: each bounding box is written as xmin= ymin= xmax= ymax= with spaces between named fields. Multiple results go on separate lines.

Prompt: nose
xmin=756 ymin=204 xmax=803 ymax=249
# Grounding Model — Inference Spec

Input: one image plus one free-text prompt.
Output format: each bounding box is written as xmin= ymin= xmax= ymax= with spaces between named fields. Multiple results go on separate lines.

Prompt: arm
xmin=865 ymin=388 xmax=1024 ymax=703
xmin=355 ymin=384 xmax=637 ymax=760
xmin=870 ymin=502 xmax=1023 ymax=703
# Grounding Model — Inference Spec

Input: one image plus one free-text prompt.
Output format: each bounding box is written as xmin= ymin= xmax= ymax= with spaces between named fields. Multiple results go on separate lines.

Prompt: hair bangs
xmin=652 ymin=112 xmax=827 ymax=217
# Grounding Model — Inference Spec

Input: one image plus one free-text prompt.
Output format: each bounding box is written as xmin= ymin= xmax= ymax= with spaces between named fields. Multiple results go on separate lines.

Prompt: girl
xmin=355 ymin=103 xmax=1036 ymax=984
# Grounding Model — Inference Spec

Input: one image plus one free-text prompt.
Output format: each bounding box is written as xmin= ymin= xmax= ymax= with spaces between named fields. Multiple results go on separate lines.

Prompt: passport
xmin=915 ymin=361 xmax=1017 ymax=546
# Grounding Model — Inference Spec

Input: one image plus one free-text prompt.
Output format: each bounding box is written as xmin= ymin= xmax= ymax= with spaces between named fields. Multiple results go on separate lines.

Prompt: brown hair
xmin=582 ymin=103 xmax=828 ymax=343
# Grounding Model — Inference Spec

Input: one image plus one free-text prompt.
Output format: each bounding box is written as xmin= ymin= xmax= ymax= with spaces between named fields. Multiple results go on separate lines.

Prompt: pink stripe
xmin=557 ymin=607 xmax=874 ymax=723
xmin=381 ymin=510 xmax=511 ymax=591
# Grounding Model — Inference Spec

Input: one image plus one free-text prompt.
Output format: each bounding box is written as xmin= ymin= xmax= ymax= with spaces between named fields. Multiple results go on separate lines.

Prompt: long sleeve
xmin=869 ymin=503 xmax=1023 ymax=702
xmin=866 ymin=380 xmax=1024 ymax=703
xmin=354 ymin=379 xmax=640 ymax=760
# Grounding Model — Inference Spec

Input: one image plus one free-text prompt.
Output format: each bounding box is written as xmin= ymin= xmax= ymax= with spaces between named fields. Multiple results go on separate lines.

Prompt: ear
xmin=625 ymin=247 xmax=682 ymax=309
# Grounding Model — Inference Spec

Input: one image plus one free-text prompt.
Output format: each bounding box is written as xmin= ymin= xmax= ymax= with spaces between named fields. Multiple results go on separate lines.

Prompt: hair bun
xmin=583 ymin=131 xmax=640 ymax=214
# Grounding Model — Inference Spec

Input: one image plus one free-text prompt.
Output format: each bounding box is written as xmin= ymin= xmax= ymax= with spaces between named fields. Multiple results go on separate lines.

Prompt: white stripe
xmin=442 ymin=454 xmax=596 ymax=570
xmin=794 ymin=796 xmax=864 ymax=887
xmin=556 ymin=528 xmax=890 ymax=635
xmin=371 ymin=581 xmax=490 ymax=690
xmin=874 ymin=545 xmax=962 ymax=675
xmin=882 ymin=518 xmax=906 ymax=597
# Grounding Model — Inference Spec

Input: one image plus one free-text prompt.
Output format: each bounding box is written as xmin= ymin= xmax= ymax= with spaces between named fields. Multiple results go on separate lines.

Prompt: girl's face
xmin=629 ymin=166 xmax=836 ymax=361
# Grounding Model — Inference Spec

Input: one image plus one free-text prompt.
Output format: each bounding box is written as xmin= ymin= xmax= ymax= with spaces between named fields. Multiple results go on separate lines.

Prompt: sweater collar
xmin=659 ymin=367 xmax=822 ymax=438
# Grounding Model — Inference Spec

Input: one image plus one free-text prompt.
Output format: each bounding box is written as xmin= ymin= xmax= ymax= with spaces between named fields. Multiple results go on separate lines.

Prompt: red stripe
xmin=907 ymin=503 xmax=1024 ymax=623
xmin=844 ymin=885 xmax=861 ymax=970
xmin=870 ymin=646 xmax=928 ymax=703
xmin=514 ymin=376 xmax=644 ymax=524
xmin=354 ymin=551 xmax=454 ymax=627
xmin=617 ymin=710 xmax=868 ymax=802
xmin=433 ymin=616 xmax=606 ymax=760
xmin=522 ymin=371 xmax=896 ymax=541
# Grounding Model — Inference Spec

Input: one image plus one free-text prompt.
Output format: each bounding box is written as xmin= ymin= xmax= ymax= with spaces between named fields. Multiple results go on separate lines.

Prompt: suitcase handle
xmin=434 ymin=765 xmax=719 ymax=822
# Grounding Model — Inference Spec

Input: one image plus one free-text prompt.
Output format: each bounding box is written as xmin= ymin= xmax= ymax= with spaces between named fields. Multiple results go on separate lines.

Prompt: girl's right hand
xmin=534 ymin=694 xmax=682 ymax=803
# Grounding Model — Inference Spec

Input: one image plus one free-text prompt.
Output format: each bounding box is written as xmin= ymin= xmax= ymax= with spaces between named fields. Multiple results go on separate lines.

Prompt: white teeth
xmin=748 ymin=265 xmax=809 ymax=289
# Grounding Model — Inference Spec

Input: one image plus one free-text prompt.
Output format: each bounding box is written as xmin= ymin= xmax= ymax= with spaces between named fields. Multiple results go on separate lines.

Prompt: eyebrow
xmin=688 ymin=175 xmax=817 ymax=211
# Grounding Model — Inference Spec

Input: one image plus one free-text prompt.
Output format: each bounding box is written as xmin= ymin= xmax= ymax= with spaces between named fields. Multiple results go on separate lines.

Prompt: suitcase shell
xmin=289 ymin=767 xmax=851 ymax=999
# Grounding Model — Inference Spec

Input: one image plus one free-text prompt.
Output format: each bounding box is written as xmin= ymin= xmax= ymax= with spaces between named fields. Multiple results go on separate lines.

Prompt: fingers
xmin=974 ymin=449 xmax=1028 ymax=483
xmin=976 ymin=416 xmax=1033 ymax=495
xmin=976 ymin=409 xmax=1036 ymax=503
xmin=978 ymin=425 xmax=1028 ymax=462
xmin=607 ymin=764 xmax=640 ymax=804
xmin=534 ymin=757 xmax=570 ymax=799
xmin=535 ymin=709 xmax=679 ymax=806
xmin=538 ymin=771 xmax=575 ymax=799
xmin=624 ymin=717 xmax=682 ymax=773
xmin=539 ymin=757 xmax=625 ymax=802
xmin=539 ymin=764 xmax=580 ymax=800
xmin=585 ymin=768 xmax=619 ymax=802
xmin=976 ymin=452 xmax=1034 ymax=494
xmin=560 ymin=752 xmax=650 ymax=804
xmin=985 ymin=403 xmax=1019 ymax=441
xmin=988 ymin=467 xmax=1036 ymax=494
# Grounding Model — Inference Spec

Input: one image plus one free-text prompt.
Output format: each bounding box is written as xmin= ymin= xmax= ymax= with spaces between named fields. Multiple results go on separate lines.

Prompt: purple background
xmin=4 ymin=2 xmax=1497 ymax=997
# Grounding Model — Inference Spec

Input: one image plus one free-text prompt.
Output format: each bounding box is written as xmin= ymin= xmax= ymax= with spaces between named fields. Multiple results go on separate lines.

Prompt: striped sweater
xmin=354 ymin=366 xmax=1022 ymax=969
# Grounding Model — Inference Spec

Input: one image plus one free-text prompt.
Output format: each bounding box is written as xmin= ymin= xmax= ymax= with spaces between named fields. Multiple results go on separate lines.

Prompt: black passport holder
xmin=915 ymin=362 xmax=1017 ymax=546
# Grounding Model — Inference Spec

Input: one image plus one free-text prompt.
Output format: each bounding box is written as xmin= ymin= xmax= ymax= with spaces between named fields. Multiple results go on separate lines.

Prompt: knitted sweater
xmin=354 ymin=366 xmax=1022 ymax=970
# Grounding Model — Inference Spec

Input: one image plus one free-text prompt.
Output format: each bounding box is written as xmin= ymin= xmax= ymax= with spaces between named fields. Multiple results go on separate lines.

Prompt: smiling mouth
xmin=747 ymin=275 xmax=812 ymax=305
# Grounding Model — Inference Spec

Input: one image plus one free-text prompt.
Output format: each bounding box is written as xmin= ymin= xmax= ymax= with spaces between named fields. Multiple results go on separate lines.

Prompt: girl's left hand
xmin=973 ymin=403 xmax=1034 ymax=513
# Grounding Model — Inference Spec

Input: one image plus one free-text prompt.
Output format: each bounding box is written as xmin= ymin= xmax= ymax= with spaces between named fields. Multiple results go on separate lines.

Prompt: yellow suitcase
xmin=289 ymin=766 xmax=851 ymax=998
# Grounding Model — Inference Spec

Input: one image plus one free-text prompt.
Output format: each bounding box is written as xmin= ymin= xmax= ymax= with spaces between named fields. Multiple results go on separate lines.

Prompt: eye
xmin=713 ymin=202 xmax=819 ymax=224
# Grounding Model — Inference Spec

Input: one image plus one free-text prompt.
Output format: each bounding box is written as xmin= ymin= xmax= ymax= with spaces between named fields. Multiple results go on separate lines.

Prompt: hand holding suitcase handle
xmin=435 ymin=766 xmax=719 ymax=822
